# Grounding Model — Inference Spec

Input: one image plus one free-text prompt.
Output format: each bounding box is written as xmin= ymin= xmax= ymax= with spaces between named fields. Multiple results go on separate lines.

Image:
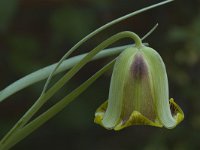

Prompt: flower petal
xmin=142 ymin=46 xmax=184 ymax=128
xmin=99 ymin=47 xmax=138 ymax=129
xmin=169 ymin=98 xmax=184 ymax=125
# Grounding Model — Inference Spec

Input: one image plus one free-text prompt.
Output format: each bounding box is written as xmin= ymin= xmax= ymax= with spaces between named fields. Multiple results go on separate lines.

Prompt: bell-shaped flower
xmin=94 ymin=45 xmax=184 ymax=130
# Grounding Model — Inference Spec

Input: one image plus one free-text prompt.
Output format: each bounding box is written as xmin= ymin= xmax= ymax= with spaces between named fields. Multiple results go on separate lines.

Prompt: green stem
xmin=141 ymin=23 xmax=158 ymax=40
xmin=0 ymin=60 xmax=115 ymax=150
xmin=0 ymin=31 xmax=141 ymax=148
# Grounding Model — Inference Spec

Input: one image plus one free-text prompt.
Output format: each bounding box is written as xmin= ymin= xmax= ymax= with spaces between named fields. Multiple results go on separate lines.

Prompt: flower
xmin=94 ymin=45 xmax=184 ymax=130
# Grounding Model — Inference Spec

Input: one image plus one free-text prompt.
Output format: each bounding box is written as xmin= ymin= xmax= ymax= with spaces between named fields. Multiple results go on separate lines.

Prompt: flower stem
xmin=0 ymin=31 xmax=141 ymax=149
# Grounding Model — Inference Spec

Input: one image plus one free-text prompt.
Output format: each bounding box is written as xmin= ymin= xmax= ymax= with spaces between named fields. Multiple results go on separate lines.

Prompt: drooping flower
xmin=94 ymin=45 xmax=184 ymax=130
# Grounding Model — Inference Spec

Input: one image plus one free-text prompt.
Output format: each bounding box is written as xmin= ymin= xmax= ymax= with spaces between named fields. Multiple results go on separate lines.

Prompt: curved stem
xmin=20 ymin=31 xmax=141 ymax=126
xmin=38 ymin=32 xmax=141 ymax=103
xmin=0 ymin=31 xmax=141 ymax=148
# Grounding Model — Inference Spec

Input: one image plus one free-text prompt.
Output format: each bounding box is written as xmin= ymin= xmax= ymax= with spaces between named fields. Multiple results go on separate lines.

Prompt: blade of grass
xmin=0 ymin=59 xmax=115 ymax=150
xmin=0 ymin=44 xmax=132 ymax=102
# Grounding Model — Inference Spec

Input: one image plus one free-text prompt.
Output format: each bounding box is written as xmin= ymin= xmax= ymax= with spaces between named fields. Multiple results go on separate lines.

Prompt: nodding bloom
xmin=94 ymin=45 xmax=184 ymax=130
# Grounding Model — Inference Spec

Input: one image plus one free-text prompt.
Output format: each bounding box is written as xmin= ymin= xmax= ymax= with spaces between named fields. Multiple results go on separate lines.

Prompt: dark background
xmin=0 ymin=0 xmax=200 ymax=149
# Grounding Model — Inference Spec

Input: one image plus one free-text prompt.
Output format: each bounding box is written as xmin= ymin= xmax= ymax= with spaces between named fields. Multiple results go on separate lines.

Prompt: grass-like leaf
xmin=0 ymin=59 xmax=115 ymax=150
xmin=0 ymin=44 xmax=132 ymax=102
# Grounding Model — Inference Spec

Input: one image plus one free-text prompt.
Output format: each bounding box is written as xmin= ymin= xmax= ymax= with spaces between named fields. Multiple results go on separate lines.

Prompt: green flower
xmin=94 ymin=45 xmax=184 ymax=130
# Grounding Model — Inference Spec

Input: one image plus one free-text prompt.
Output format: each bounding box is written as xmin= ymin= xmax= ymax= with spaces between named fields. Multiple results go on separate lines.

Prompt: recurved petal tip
xmin=169 ymin=98 xmax=184 ymax=126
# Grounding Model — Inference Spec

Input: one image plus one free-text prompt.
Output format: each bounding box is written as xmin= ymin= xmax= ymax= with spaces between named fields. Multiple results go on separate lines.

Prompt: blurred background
xmin=0 ymin=0 xmax=200 ymax=149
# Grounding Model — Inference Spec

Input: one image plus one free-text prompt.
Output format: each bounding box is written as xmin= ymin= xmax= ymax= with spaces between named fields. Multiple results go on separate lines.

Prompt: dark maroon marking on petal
xmin=130 ymin=54 xmax=148 ymax=79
